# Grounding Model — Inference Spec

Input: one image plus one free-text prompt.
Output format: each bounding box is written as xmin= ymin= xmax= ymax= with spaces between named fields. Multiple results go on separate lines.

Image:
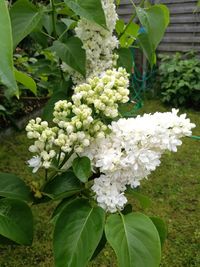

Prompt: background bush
xmin=159 ymin=52 xmax=200 ymax=109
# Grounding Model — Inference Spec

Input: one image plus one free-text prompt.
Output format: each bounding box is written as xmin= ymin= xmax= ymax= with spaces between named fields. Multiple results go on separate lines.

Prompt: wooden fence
xmin=118 ymin=0 xmax=200 ymax=53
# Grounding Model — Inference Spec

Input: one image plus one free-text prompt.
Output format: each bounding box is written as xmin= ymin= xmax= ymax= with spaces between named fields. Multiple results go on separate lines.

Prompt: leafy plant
xmin=0 ymin=1 xmax=172 ymax=267
xmin=159 ymin=52 xmax=200 ymax=109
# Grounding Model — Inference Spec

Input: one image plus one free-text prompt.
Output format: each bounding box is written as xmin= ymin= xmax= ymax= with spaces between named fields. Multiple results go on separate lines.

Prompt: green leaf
xmin=0 ymin=0 xmax=18 ymax=97
xmin=61 ymin=18 xmax=77 ymax=30
xmin=51 ymin=38 xmax=86 ymax=76
xmin=126 ymin=187 xmax=152 ymax=209
xmin=14 ymin=69 xmax=37 ymax=95
xmin=0 ymin=105 xmax=6 ymax=112
xmin=10 ymin=0 xmax=42 ymax=48
xmin=150 ymin=217 xmax=168 ymax=248
xmin=116 ymin=0 xmax=121 ymax=7
xmin=0 ymin=198 xmax=33 ymax=245
xmin=64 ymin=0 xmax=107 ymax=28
xmin=54 ymin=198 xmax=105 ymax=267
xmin=136 ymin=5 xmax=169 ymax=48
xmin=42 ymin=14 xmax=53 ymax=35
xmin=157 ymin=4 xmax=170 ymax=28
xmin=115 ymin=19 xmax=125 ymax=35
xmin=43 ymin=171 xmax=81 ymax=200
xmin=0 ymin=172 xmax=32 ymax=202
xmin=72 ymin=156 xmax=92 ymax=183
xmin=90 ymin=231 xmax=107 ymax=261
xmin=117 ymin=48 xmax=132 ymax=74
xmin=105 ymin=212 xmax=161 ymax=267
xmin=51 ymin=197 xmax=77 ymax=224
xmin=120 ymin=22 xmax=140 ymax=48
xmin=137 ymin=29 xmax=156 ymax=67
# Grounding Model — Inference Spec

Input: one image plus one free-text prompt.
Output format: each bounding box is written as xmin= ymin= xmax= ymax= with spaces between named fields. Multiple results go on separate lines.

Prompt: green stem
xmin=119 ymin=0 xmax=145 ymax=40
xmin=50 ymin=0 xmax=57 ymax=38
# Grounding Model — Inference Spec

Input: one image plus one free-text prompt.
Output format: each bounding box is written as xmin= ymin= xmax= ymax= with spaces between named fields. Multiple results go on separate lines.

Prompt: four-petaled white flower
xmin=27 ymin=156 xmax=42 ymax=173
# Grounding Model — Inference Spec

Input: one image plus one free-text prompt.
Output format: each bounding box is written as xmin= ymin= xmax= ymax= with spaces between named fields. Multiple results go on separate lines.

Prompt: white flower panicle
xmin=26 ymin=68 xmax=129 ymax=172
xmin=70 ymin=0 xmax=119 ymax=84
xmin=82 ymin=109 xmax=195 ymax=212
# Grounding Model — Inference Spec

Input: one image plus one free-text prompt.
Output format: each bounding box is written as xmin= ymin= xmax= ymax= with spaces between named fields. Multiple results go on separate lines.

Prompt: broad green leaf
xmin=43 ymin=171 xmax=81 ymax=200
xmin=136 ymin=5 xmax=169 ymax=48
xmin=0 ymin=234 xmax=17 ymax=245
xmin=116 ymin=0 xmax=121 ymax=6
xmin=14 ymin=69 xmax=37 ymax=95
xmin=54 ymin=198 xmax=105 ymax=267
xmin=117 ymin=48 xmax=132 ymax=74
xmin=157 ymin=4 xmax=170 ymax=28
xmin=105 ymin=212 xmax=161 ymax=267
xmin=61 ymin=18 xmax=77 ymax=30
xmin=91 ymin=232 xmax=107 ymax=261
xmin=150 ymin=217 xmax=168 ymax=247
xmin=64 ymin=0 xmax=107 ymax=28
xmin=126 ymin=187 xmax=152 ymax=209
xmin=0 ymin=198 xmax=33 ymax=245
xmin=72 ymin=156 xmax=92 ymax=183
xmin=10 ymin=0 xmax=42 ymax=48
xmin=115 ymin=19 xmax=125 ymax=35
xmin=119 ymin=22 xmax=139 ymax=48
xmin=0 ymin=0 xmax=18 ymax=97
xmin=137 ymin=29 xmax=156 ymax=67
xmin=51 ymin=38 xmax=86 ymax=76
xmin=51 ymin=197 xmax=77 ymax=224
xmin=0 ymin=172 xmax=32 ymax=202
xmin=42 ymin=14 xmax=53 ymax=35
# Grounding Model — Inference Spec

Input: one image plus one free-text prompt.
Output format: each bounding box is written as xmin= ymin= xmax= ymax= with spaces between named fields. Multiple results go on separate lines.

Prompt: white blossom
xmin=27 ymin=156 xmax=42 ymax=173
xmin=68 ymin=0 xmax=119 ymax=84
xmin=83 ymin=110 xmax=195 ymax=212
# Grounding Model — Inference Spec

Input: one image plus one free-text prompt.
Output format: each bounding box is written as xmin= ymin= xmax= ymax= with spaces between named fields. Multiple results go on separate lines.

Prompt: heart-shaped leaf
xmin=14 ymin=69 xmax=37 ymax=95
xmin=54 ymin=198 xmax=105 ymax=267
xmin=64 ymin=0 xmax=107 ymax=28
xmin=150 ymin=216 xmax=168 ymax=248
xmin=43 ymin=171 xmax=81 ymax=200
xmin=0 ymin=0 xmax=18 ymax=97
xmin=72 ymin=156 xmax=92 ymax=183
xmin=105 ymin=212 xmax=161 ymax=267
xmin=0 ymin=172 xmax=32 ymax=202
xmin=51 ymin=38 xmax=86 ymax=77
xmin=0 ymin=198 xmax=33 ymax=245
xmin=10 ymin=0 xmax=42 ymax=48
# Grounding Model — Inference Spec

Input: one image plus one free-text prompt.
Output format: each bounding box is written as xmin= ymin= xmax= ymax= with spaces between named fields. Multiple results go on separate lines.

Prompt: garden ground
xmin=0 ymin=100 xmax=199 ymax=267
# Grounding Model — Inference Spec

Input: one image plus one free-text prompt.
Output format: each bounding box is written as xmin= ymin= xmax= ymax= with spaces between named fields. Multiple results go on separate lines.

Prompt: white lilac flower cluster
xmin=66 ymin=0 xmax=119 ymax=84
xmin=26 ymin=68 xmax=129 ymax=172
xmin=82 ymin=109 xmax=195 ymax=213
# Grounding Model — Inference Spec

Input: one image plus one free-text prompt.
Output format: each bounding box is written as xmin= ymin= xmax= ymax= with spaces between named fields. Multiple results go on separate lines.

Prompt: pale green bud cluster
xmin=53 ymin=100 xmax=108 ymax=153
xmin=26 ymin=68 xmax=130 ymax=172
xmin=26 ymin=118 xmax=58 ymax=169
xmin=73 ymin=67 xmax=129 ymax=118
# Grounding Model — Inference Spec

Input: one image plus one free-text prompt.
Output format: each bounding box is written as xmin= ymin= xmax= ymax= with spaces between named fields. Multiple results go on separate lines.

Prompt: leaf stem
xmin=50 ymin=0 xmax=57 ymax=38
xmin=119 ymin=0 xmax=145 ymax=39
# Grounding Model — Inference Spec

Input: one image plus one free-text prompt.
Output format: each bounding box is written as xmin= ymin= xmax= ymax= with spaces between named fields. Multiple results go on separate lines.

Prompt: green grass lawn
xmin=0 ymin=100 xmax=199 ymax=267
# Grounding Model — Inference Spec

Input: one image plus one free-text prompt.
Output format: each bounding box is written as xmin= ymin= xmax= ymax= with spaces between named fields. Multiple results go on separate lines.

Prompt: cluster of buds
xmin=26 ymin=68 xmax=129 ymax=173
xmin=73 ymin=68 xmax=129 ymax=118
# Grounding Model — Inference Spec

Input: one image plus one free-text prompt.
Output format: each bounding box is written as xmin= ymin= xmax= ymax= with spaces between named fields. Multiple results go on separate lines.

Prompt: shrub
xmin=159 ymin=52 xmax=200 ymax=109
